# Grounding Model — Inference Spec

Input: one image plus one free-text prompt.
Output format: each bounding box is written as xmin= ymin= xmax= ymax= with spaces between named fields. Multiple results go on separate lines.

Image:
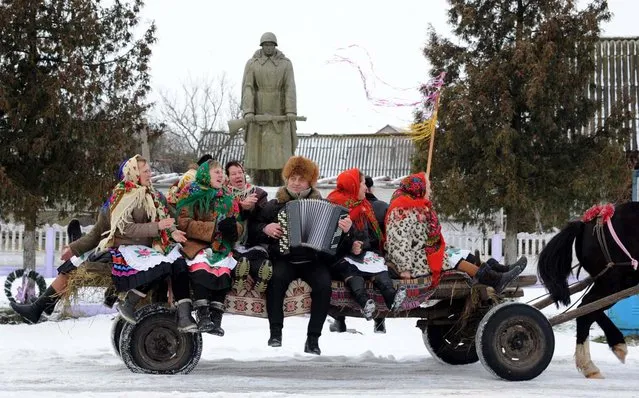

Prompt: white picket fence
xmin=0 ymin=222 xmax=563 ymax=276
xmin=0 ymin=223 xmax=94 ymax=253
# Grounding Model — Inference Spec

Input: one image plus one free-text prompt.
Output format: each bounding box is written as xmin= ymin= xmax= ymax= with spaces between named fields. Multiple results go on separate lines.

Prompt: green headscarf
xmin=176 ymin=161 xmax=236 ymax=219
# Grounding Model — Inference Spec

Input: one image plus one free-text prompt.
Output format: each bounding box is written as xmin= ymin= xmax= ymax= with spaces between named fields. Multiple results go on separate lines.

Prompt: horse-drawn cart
xmin=73 ymin=260 xmax=552 ymax=381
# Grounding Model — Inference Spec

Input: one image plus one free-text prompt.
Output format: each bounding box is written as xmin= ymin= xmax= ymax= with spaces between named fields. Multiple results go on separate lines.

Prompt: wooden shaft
xmin=532 ymin=277 xmax=592 ymax=310
xmin=548 ymin=283 xmax=639 ymax=326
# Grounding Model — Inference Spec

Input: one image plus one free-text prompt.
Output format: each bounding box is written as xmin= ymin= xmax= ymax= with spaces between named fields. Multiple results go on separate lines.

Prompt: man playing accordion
xmin=249 ymin=156 xmax=352 ymax=355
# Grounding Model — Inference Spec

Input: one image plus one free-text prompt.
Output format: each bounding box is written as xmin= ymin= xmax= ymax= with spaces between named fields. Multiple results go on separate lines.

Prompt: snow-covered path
xmin=2 ymin=286 xmax=639 ymax=397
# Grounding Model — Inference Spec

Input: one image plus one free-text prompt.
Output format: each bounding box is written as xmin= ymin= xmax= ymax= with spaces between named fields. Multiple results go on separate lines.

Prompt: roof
xmin=200 ymin=131 xmax=415 ymax=179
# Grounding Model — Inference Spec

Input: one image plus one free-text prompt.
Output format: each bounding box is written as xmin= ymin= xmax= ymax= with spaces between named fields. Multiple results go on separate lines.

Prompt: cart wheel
xmin=423 ymin=323 xmax=479 ymax=365
xmin=110 ymin=315 xmax=126 ymax=358
xmin=119 ymin=304 xmax=202 ymax=374
xmin=476 ymin=302 xmax=554 ymax=381
xmin=4 ymin=269 xmax=48 ymax=304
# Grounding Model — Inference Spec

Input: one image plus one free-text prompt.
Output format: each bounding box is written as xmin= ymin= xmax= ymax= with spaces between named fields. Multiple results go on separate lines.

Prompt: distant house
xmin=373 ymin=124 xmax=407 ymax=135
xmin=199 ymin=125 xmax=415 ymax=179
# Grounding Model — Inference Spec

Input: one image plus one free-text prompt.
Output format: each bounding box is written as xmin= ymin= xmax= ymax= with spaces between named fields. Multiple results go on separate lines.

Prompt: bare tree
xmin=157 ymin=73 xmax=241 ymax=161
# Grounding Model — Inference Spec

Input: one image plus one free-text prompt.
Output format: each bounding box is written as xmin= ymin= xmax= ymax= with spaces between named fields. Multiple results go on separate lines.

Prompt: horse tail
xmin=537 ymin=220 xmax=584 ymax=307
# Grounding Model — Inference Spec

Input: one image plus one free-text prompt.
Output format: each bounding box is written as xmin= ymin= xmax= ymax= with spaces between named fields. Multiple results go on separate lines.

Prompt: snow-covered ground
xmin=1 ymin=279 xmax=638 ymax=397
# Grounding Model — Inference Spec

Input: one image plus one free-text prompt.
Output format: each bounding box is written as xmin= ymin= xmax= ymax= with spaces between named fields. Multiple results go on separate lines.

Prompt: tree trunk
xmin=22 ymin=214 xmax=37 ymax=271
xmin=503 ymin=212 xmax=519 ymax=264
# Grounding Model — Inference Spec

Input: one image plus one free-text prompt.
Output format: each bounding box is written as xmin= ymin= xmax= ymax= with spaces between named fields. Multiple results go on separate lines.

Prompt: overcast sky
xmin=141 ymin=0 xmax=639 ymax=135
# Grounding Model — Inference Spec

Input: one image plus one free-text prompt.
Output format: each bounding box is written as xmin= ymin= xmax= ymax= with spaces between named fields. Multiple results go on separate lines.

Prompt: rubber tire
xmin=423 ymin=323 xmax=479 ymax=365
xmin=110 ymin=315 xmax=126 ymax=358
xmin=476 ymin=302 xmax=554 ymax=381
xmin=4 ymin=269 xmax=48 ymax=304
xmin=118 ymin=304 xmax=202 ymax=374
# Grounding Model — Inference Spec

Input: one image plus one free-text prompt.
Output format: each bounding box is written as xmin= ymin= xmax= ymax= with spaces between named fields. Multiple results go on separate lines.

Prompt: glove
xmin=244 ymin=113 xmax=255 ymax=123
xmin=218 ymin=217 xmax=238 ymax=242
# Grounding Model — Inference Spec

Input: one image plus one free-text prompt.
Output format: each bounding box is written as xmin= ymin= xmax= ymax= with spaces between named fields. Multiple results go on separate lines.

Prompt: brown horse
xmin=538 ymin=202 xmax=639 ymax=378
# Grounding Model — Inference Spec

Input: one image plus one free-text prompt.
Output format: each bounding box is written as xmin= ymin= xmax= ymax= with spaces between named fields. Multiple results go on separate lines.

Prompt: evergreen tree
xmin=417 ymin=0 xmax=634 ymax=261
xmin=0 ymin=0 xmax=156 ymax=269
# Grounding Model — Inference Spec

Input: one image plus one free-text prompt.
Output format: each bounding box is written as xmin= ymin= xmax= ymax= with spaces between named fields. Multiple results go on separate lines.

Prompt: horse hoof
xmin=586 ymin=371 xmax=604 ymax=379
xmin=612 ymin=343 xmax=628 ymax=364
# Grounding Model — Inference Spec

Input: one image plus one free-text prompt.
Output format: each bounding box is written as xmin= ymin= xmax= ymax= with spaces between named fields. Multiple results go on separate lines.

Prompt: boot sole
xmin=232 ymin=258 xmax=251 ymax=292
xmin=178 ymin=324 xmax=199 ymax=333
xmin=254 ymin=260 xmax=273 ymax=293
xmin=390 ymin=287 xmax=408 ymax=312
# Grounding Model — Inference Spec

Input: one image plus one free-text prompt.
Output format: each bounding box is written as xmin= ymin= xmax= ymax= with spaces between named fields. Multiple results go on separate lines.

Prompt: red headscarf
xmin=327 ymin=168 xmax=382 ymax=246
xmin=386 ymin=172 xmax=446 ymax=284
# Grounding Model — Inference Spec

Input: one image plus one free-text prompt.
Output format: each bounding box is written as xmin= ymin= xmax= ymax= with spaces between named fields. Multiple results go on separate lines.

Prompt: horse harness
xmin=591 ymin=208 xmax=638 ymax=281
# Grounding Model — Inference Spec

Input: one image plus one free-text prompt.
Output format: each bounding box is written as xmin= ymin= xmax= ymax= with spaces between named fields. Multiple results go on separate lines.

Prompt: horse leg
xmin=594 ymin=310 xmax=627 ymax=364
xmin=575 ymin=287 xmax=606 ymax=379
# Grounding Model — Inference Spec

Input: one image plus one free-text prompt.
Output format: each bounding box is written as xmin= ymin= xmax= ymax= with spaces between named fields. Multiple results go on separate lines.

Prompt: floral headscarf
xmin=98 ymin=155 xmax=171 ymax=252
xmin=176 ymin=161 xmax=239 ymax=262
xmin=327 ymin=168 xmax=382 ymax=247
xmin=386 ymin=172 xmax=445 ymax=284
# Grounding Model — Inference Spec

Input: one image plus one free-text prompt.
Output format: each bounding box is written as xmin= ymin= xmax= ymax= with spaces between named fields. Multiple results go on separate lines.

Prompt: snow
xmin=2 ymin=281 xmax=639 ymax=397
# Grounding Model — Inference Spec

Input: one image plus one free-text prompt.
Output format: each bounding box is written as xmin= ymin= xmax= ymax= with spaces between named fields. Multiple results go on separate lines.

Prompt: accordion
xmin=277 ymin=199 xmax=349 ymax=256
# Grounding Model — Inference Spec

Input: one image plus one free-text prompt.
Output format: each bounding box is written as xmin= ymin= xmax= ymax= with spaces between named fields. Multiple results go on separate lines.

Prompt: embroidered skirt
xmin=110 ymin=245 xmax=184 ymax=292
xmin=186 ymin=249 xmax=237 ymax=291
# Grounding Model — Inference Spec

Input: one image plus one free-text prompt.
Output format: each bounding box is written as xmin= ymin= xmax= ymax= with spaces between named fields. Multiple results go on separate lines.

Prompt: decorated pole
xmin=409 ymin=72 xmax=446 ymax=180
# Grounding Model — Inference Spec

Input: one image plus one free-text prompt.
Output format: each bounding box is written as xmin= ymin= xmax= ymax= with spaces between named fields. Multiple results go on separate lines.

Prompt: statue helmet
xmin=260 ymin=32 xmax=278 ymax=46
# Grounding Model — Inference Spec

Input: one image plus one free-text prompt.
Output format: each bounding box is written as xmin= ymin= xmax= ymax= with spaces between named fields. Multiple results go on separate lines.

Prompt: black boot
xmin=475 ymin=263 xmax=524 ymax=294
xmin=304 ymin=335 xmax=321 ymax=355
xmin=268 ymin=330 xmax=282 ymax=347
xmin=176 ymin=299 xmax=198 ymax=333
xmin=374 ymin=318 xmax=386 ymax=334
xmin=10 ymin=286 xmax=58 ymax=324
xmin=330 ymin=316 xmax=347 ymax=333
xmin=346 ymin=277 xmax=371 ymax=318
xmin=372 ymin=274 xmax=404 ymax=311
xmin=487 ymin=256 xmax=528 ymax=273
xmin=208 ymin=301 xmax=225 ymax=337
xmin=117 ymin=289 xmax=145 ymax=325
xmin=194 ymin=299 xmax=215 ymax=333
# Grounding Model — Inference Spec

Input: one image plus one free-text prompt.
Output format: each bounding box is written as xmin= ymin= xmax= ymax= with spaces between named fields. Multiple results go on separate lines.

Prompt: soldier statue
xmin=240 ymin=32 xmax=299 ymax=186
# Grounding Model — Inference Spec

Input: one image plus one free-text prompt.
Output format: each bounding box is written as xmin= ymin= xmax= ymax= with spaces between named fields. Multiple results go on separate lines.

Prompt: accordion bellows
xmin=278 ymin=199 xmax=349 ymax=256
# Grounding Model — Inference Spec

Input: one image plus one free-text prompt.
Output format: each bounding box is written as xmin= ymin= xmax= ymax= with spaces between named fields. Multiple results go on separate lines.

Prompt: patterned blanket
xmin=224 ymin=271 xmax=470 ymax=318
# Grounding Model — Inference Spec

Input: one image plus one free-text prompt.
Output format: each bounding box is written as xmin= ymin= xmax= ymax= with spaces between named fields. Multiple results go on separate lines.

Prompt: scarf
xmin=176 ymin=162 xmax=238 ymax=262
xmin=386 ymin=172 xmax=446 ymax=284
xmin=327 ymin=168 xmax=382 ymax=247
xmin=228 ymin=182 xmax=256 ymax=202
xmin=167 ymin=168 xmax=197 ymax=205
xmin=98 ymin=155 xmax=171 ymax=252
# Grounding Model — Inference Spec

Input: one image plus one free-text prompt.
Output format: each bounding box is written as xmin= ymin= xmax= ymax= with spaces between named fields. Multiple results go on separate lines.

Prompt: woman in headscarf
xmin=176 ymin=159 xmax=242 ymax=336
xmin=97 ymin=155 xmax=193 ymax=329
xmin=384 ymin=172 xmax=526 ymax=293
xmin=327 ymin=168 xmax=406 ymax=320
xmin=224 ymin=160 xmax=272 ymax=293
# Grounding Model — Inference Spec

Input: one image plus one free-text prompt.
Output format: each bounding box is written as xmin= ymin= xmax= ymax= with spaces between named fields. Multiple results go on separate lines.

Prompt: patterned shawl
xmin=176 ymin=161 xmax=238 ymax=262
xmin=98 ymin=155 xmax=171 ymax=252
xmin=327 ymin=168 xmax=382 ymax=247
xmin=386 ymin=172 xmax=446 ymax=284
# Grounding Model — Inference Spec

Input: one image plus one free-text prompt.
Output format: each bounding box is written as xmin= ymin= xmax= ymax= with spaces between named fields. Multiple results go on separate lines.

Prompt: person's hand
xmin=244 ymin=113 xmax=255 ymax=123
xmin=286 ymin=113 xmax=297 ymax=121
xmin=351 ymin=241 xmax=363 ymax=256
xmin=263 ymin=223 xmax=283 ymax=239
xmin=400 ymin=271 xmax=412 ymax=279
xmin=240 ymin=193 xmax=258 ymax=210
xmin=158 ymin=217 xmax=175 ymax=230
xmin=60 ymin=246 xmax=73 ymax=261
xmin=171 ymin=230 xmax=187 ymax=243
xmin=338 ymin=216 xmax=352 ymax=233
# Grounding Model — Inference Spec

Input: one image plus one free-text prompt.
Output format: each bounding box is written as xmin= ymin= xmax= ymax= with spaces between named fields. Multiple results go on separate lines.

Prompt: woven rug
xmin=224 ymin=271 xmax=469 ymax=318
